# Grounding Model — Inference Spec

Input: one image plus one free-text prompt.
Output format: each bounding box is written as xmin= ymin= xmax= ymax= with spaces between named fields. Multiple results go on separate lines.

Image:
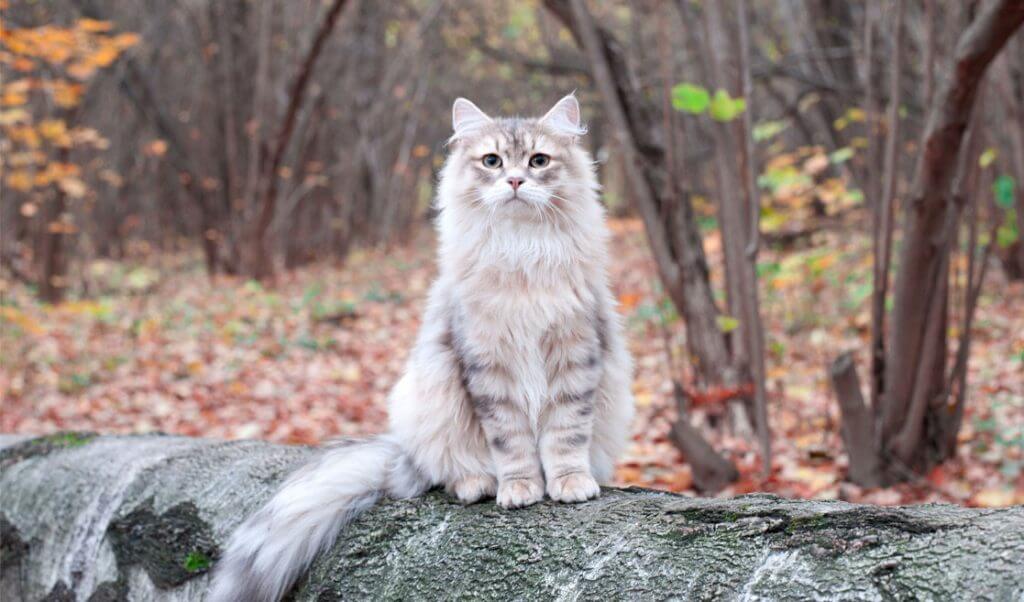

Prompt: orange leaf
xmin=618 ymin=292 xmax=642 ymax=310
xmin=77 ymin=18 xmax=114 ymax=33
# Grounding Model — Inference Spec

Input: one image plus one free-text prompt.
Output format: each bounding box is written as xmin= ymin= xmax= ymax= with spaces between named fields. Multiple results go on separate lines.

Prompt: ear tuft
xmin=452 ymin=98 xmax=491 ymax=139
xmin=540 ymin=93 xmax=586 ymax=138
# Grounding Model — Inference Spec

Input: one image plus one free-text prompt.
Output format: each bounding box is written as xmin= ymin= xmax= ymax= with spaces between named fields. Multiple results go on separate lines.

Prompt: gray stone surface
xmin=1 ymin=433 xmax=1022 ymax=601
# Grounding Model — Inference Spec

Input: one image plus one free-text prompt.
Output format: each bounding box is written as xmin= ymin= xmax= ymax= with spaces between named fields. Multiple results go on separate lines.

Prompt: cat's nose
xmin=507 ymin=177 xmax=525 ymax=191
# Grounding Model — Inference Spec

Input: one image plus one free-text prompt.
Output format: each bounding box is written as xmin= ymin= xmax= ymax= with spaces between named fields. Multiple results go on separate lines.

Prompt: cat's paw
xmin=496 ymin=477 xmax=545 ymax=509
xmin=547 ymin=471 xmax=600 ymax=503
xmin=447 ymin=474 xmax=497 ymax=505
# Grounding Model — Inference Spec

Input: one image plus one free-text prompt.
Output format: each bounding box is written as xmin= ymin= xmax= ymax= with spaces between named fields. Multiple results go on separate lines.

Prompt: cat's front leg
xmin=453 ymin=312 xmax=545 ymax=509
xmin=538 ymin=327 xmax=604 ymax=502
xmin=473 ymin=394 xmax=546 ymax=508
xmin=539 ymin=388 xmax=600 ymax=503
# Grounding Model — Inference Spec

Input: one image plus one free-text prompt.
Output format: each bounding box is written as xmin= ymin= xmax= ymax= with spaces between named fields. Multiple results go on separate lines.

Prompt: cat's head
xmin=438 ymin=94 xmax=596 ymax=219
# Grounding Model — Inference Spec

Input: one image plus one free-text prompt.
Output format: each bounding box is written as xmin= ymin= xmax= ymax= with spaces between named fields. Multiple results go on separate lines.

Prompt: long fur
xmin=207 ymin=94 xmax=634 ymax=601
xmin=207 ymin=437 xmax=428 ymax=602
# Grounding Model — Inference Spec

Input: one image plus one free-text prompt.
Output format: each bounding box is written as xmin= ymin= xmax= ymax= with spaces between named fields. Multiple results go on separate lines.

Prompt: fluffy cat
xmin=208 ymin=94 xmax=635 ymax=602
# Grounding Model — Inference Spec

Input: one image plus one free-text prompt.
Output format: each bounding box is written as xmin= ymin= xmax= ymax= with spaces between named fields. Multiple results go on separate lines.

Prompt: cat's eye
xmin=482 ymin=154 xmax=502 ymax=168
xmin=529 ymin=153 xmax=550 ymax=168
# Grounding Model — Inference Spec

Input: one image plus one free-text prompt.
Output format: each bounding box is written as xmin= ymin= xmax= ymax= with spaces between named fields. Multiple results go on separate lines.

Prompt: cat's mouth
xmin=496 ymin=189 xmax=546 ymax=208
xmin=502 ymin=191 xmax=527 ymax=204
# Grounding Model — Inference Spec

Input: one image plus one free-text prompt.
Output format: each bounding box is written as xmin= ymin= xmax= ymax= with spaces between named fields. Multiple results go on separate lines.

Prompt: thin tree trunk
xmin=696 ymin=0 xmax=764 ymax=438
xmin=734 ymin=0 xmax=771 ymax=476
xmin=244 ymin=0 xmax=352 ymax=280
xmin=923 ymin=0 xmax=937 ymax=108
xmin=940 ymin=138 xmax=991 ymax=458
xmin=699 ymin=0 xmax=750 ymax=364
xmin=863 ymin=3 xmax=880 ymax=212
xmin=869 ymin=0 xmax=905 ymax=414
xmin=38 ymin=171 xmax=69 ymax=304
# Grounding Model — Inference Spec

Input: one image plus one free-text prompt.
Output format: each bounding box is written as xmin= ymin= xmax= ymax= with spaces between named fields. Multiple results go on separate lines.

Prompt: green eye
xmin=529 ymin=153 xmax=550 ymax=168
xmin=482 ymin=154 xmax=502 ymax=168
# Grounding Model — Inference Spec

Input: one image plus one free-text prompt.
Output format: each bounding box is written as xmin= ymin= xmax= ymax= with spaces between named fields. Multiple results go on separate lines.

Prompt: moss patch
xmin=0 ymin=515 xmax=29 ymax=569
xmin=107 ymin=499 xmax=219 ymax=589
xmin=0 ymin=431 xmax=96 ymax=470
xmin=86 ymin=578 xmax=128 ymax=602
xmin=41 ymin=581 xmax=75 ymax=601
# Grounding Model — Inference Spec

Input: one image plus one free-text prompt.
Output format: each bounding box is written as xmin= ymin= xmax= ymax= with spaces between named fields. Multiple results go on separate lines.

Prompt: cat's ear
xmin=540 ymin=93 xmax=586 ymax=138
xmin=452 ymin=98 xmax=491 ymax=138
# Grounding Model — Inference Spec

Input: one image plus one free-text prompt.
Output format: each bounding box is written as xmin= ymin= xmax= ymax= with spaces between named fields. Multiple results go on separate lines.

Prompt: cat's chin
xmin=499 ymin=191 xmax=551 ymax=209
xmin=501 ymin=198 xmax=552 ymax=219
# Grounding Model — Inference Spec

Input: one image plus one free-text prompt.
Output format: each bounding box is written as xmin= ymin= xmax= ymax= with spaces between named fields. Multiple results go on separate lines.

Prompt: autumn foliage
xmin=1 ymin=13 xmax=137 ymax=301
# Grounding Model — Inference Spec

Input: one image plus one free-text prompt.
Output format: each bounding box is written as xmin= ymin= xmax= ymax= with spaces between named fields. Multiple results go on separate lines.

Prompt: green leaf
xmin=974 ymin=417 xmax=997 ymax=432
xmin=760 ymin=206 xmax=787 ymax=231
xmin=183 ymin=551 xmax=210 ymax=572
xmin=997 ymin=221 xmax=1018 ymax=249
xmin=671 ymin=83 xmax=710 ymax=114
xmin=716 ymin=315 xmax=740 ymax=333
xmin=829 ymin=148 xmax=853 ymax=165
xmin=758 ymin=165 xmax=811 ymax=193
xmin=993 ymin=175 xmax=1015 ymax=209
xmin=753 ymin=119 xmax=787 ymax=141
xmin=697 ymin=214 xmax=718 ymax=231
xmin=829 ymin=147 xmax=854 ymax=164
xmin=979 ymin=148 xmax=998 ymax=168
xmin=709 ymin=89 xmax=746 ymax=122
xmin=757 ymin=261 xmax=781 ymax=278
xmin=846 ymin=281 xmax=872 ymax=309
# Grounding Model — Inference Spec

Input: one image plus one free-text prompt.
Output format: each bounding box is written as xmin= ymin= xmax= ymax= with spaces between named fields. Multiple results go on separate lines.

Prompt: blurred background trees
xmin=2 ymin=0 xmax=1022 ymax=500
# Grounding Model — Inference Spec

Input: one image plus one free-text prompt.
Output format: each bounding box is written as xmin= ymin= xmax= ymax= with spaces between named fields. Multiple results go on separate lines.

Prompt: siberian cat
xmin=208 ymin=94 xmax=635 ymax=602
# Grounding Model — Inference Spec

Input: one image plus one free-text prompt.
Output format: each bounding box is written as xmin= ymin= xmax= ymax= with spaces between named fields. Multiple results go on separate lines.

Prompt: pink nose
xmin=507 ymin=177 xmax=524 ymax=191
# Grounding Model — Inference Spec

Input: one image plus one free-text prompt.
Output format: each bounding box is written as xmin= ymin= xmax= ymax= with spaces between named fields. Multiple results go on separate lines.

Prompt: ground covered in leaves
xmin=2 ymin=219 xmax=1022 ymax=506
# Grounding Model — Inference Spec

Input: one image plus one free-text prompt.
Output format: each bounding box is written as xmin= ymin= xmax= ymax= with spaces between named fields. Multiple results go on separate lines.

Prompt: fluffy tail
xmin=207 ymin=436 xmax=428 ymax=602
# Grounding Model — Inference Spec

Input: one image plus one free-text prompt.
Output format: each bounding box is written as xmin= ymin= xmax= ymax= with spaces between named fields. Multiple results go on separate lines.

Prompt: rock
xmin=1 ymin=434 xmax=1022 ymax=601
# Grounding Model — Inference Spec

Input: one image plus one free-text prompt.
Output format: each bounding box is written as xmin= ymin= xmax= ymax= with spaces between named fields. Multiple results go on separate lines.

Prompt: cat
xmin=207 ymin=94 xmax=635 ymax=602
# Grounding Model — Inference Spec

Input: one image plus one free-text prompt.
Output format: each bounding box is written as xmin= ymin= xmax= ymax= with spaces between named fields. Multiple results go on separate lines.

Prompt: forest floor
xmin=2 ymin=219 xmax=1022 ymax=506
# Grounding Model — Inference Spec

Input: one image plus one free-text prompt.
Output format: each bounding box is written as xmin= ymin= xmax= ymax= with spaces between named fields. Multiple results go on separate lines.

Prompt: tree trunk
xmin=37 ymin=127 xmax=76 ymax=304
xmin=881 ymin=0 xmax=1024 ymax=473
xmin=832 ymin=0 xmax=1024 ymax=487
xmin=36 ymin=187 xmax=69 ymax=305
xmin=829 ymin=353 xmax=883 ymax=487
xmin=2 ymin=434 xmax=1023 ymax=601
xmin=729 ymin=0 xmax=772 ymax=473
xmin=699 ymin=1 xmax=751 ymax=361
xmin=868 ymin=0 xmax=905 ymax=415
